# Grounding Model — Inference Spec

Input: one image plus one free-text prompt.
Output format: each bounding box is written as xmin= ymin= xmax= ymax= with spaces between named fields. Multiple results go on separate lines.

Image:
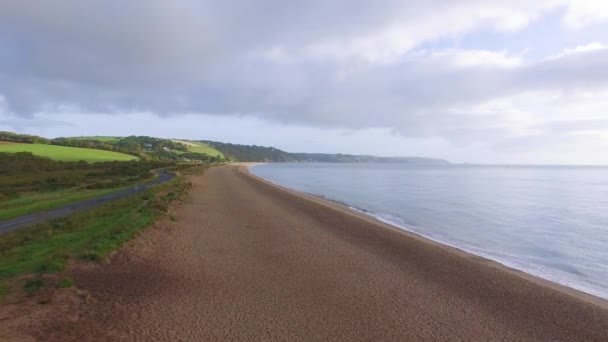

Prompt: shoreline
xmin=242 ymin=163 xmax=608 ymax=310
xmin=5 ymin=163 xmax=607 ymax=340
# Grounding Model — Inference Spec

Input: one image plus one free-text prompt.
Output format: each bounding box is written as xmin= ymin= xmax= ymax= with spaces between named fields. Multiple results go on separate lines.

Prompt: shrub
xmin=57 ymin=277 xmax=74 ymax=288
xmin=24 ymin=278 xmax=44 ymax=294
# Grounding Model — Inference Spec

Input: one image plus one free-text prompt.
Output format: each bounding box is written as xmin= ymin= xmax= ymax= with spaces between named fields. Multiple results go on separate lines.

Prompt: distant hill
xmin=1 ymin=132 xmax=449 ymax=164
xmin=203 ymin=140 xmax=449 ymax=164
xmin=201 ymin=141 xmax=298 ymax=162
xmin=291 ymin=153 xmax=450 ymax=164
xmin=0 ymin=132 xmax=224 ymax=163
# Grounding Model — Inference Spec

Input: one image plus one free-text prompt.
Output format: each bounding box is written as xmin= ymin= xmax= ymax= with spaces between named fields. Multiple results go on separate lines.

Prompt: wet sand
xmin=24 ymin=164 xmax=608 ymax=340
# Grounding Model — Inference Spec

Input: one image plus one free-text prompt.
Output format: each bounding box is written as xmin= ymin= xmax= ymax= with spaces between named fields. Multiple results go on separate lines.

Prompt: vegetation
xmin=1 ymin=130 xmax=450 ymax=165
xmin=71 ymin=136 xmax=122 ymax=144
xmin=149 ymin=151 xmax=223 ymax=164
xmin=1 ymin=132 xmax=228 ymax=163
xmin=202 ymin=140 xmax=450 ymax=163
xmin=0 ymin=188 xmax=127 ymax=221
xmin=290 ymin=153 xmax=450 ymax=164
xmin=202 ymin=140 xmax=298 ymax=162
xmin=114 ymin=136 xmax=188 ymax=153
xmin=24 ymin=278 xmax=44 ymax=295
xmin=52 ymin=137 xmax=137 ymax=157
xmin=0 ymin=143 xmax=137 ymax=162
xmin=0 ymin=131 xmax=50 ymax=144
xmin=173 ymin=140 xmax=225 ymax=158
xmin=0 ymin=152 xmax=169 ymax=218
xmin=56 ymin=277 xmax=74 ymax=288
xmin=0 ymin=174 xmax=192 ymax=296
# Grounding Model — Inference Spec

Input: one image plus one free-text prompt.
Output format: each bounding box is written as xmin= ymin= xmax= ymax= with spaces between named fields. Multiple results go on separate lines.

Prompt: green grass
xmin=71 ymin=136 xmax=122 ymax=144
xmin=0 ymin=144 xmax=137 ymax=162
xmin=24 ymin=278 xmax=44 ymax=295
xmin=0 ymin=187 xmax=127 ymax=221
xmin=57 ymin=277 xmax=74 ymax=288
xmin=0 ymin=177 xmax=191 ymax=294
xmin=173 ymin=140 xmax=224 ymax=158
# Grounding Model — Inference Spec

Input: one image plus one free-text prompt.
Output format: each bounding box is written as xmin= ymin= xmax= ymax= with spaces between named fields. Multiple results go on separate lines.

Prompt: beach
xmin=10 ymin=164 xmax=608 ymax=341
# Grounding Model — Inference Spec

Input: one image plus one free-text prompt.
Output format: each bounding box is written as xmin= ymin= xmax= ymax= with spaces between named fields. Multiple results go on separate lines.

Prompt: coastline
xmin=4 ymin=163 xmax=607 ymax=341
xmin=242 ymin=163 xmax=608 ymax=310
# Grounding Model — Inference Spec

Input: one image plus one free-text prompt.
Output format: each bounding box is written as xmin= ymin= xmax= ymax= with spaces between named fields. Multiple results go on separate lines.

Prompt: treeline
xmin=150 ymin=151 xmax=223 ymax=164
xmin=291 ymin=153 xmax=450 ymax=164
xmin=1 ymin=132 xmax=220 ymax=163
xmin=114 ymin=136 xmax=188 ymax=153
xmin=0 ymin=152 xmax=170 ymax=198
xmin=53 ymin=137 xmax=139 ymax=157
xmin=0 ymin=131 xmax=50 ymax=144
xmin=0 ymin=152 xmax=168 ymax=177
xmin=201 ymin=141 xmax=298 ymax=162
xmin=54 ymin=136 xmax=189 ymax=157
xmin=1 ymin=132 xmax=139 ymax=156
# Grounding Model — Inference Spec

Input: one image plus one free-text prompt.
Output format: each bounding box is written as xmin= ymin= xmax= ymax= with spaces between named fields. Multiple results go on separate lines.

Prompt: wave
xmin=355 ymin=208 xmax=608 ymax=300
xmin=249 ymin=165 xmax=608 ymax=300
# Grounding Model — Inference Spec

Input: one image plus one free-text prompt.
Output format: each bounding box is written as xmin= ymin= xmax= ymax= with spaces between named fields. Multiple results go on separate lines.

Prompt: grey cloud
xmin=1 ymin=0 xmax=607 ymax=143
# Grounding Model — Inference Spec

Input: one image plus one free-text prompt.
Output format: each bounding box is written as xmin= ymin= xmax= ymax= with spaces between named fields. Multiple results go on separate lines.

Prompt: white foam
xmin=251 ymin=166 xmax=608 ymax=300
xmin=362 ymin=209 xmax=608 ymax=300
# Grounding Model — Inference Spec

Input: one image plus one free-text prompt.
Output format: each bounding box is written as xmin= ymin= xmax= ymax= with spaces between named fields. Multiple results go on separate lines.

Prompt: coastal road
xmin=0 ymin=170 xmax=175 ymax=234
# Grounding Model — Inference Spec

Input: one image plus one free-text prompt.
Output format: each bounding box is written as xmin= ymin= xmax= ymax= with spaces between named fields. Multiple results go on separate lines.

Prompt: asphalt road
xmin=0 ymin=170 xmax=175 ymax=235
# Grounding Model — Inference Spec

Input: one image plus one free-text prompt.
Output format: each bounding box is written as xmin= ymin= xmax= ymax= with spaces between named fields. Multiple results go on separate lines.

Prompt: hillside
xmin=201 ymin=141 xmax=298 ymax=162
xmin=0 ymin=142 xmax=138 ymax=162
xmin=203 ymin=140 xmax=449 ymax=164
xmin=72 ymin=136 xmax=122 ymax=144
xmin=171 ymin=140 xmax=224 ymax=158
xmin=69 ymin=136 xmax=224 ymax=163
xmin=0 ymin=132 xmax=225 ymax=164
xmin=1 ymin=132 xmax=448 ymax=164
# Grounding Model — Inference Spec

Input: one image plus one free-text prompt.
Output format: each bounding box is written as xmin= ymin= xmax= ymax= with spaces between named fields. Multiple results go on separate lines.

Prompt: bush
xmin=57 ymin=277 xmax=74 ymax=288
xmin=24 ymin=278 xmax=44 ymax=294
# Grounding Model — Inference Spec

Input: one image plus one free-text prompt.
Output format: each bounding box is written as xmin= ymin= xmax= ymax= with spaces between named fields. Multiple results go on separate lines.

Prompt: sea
xmin=250 ymin=163 xmax=608 ymax=300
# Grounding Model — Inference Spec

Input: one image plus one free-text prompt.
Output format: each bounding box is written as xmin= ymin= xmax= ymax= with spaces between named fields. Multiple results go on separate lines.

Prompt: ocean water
xmin=250 ymin=163 xmax=608 ymax=300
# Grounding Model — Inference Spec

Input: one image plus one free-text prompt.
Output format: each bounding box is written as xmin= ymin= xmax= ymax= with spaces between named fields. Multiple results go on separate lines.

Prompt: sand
xmin=6 ymin=164 xmax=608 ymax=341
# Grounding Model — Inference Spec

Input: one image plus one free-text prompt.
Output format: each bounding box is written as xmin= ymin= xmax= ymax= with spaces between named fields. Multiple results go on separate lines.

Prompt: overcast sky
xmin=1 ymin=1 xmax=608 ymax=164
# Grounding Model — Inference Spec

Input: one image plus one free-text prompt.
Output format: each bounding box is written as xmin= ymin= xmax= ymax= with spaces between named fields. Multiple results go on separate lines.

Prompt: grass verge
xmin=0 ymin=187 xmax=127 ymax=221
xmin=0 ymin=174 xmax=192 ymax=299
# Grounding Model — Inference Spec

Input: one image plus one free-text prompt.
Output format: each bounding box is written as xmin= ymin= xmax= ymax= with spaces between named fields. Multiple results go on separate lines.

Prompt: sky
xmin=1 ymin=1 xmax=608 ymax=164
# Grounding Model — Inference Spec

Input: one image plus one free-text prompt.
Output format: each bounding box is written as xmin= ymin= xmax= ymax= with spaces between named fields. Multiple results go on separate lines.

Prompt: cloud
xmin=1 ymin=0 xmax=608 ymax=153
xmin=562 ymin=0 xmax=608 ymax=28
xmin=551 ymin=42 xmax=608 ymax=58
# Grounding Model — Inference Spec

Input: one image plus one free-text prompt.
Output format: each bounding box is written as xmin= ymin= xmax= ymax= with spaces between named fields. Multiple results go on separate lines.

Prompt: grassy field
xmin=71 ymin=136 xmax=123 ymax=144
xmin=0 ymin=143 xmax=137 ymax=162
xmin=0 ymin=175 xmax=192 ymax=298
xmin=173 ymin=140 xmax=224 ymax=158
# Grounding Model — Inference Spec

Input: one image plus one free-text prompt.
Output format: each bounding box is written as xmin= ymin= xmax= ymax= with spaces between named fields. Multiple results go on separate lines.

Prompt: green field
xmin=0 ymin=143 xmax=137 ymax=162
xmin=71 ymin=136 xmax=122 ymax=143
xmin=173 ymin=140 xmax=224 ymax=158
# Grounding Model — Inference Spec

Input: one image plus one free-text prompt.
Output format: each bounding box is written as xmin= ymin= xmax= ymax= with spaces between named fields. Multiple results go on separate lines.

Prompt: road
xmin=0 ymin=170 xmax=175 ymax=234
